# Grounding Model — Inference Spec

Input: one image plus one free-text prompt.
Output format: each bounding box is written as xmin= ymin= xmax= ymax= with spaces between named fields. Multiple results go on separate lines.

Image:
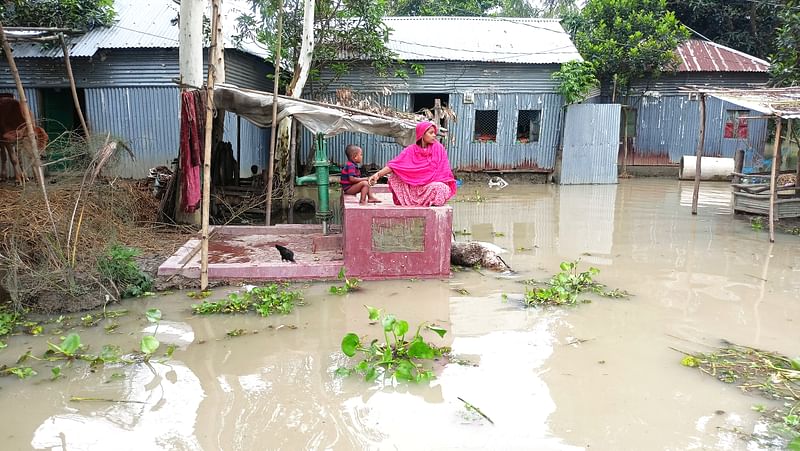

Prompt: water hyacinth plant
xmin=336 ymin=305 xmax=447 ymax=383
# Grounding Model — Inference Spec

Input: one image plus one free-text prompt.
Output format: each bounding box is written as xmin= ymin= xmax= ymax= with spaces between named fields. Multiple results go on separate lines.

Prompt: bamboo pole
xmin=0 ymin=21 xmax=60 ymax=246
xmin=265 ymin=7 xmax=283 ymax=226
xmin=59 ymin=33 xmax=90 ymax=138
xmin=200 ymin=0 xmax=222 ymax=290
xmin=768 ymin=118 xmax=783 ymax=243
xmin=691 ymin=93 xmax=706 ymax=215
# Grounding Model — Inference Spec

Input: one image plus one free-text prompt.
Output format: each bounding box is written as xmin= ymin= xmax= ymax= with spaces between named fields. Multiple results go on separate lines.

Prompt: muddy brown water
xmin=1 ymin=179 xmax=799 ymax=450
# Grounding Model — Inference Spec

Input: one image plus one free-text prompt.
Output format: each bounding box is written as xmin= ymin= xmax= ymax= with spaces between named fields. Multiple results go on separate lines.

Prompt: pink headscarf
xmin=387 ymin=122 xmax=457 ymax=198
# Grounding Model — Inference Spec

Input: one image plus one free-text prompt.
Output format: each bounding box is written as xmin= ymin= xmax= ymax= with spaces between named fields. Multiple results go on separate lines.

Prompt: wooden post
xmin=59 ymin=34 xmax=89 ymax=138
xmin=434 ymin=98 xmax=442 ymax=129
xmin=265 ymin=7 xmax=283 ymax=226
xmin=733 ymin=149 xmax=744 ymax=185
xmin=0 ymin=21 xmax=59 ymax=244
xmin=691 ymin=93 xmax=706 ymax=215
xmin=200 ymin=0 xmax=222 ymax=290
xmin=621 ymin=107 xmax=629 ymax=177
xmin=768 ymin=117 xmax=783 ymax=243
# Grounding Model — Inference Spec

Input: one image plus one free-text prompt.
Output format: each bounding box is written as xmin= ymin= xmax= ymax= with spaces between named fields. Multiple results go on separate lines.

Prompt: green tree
xmin=0 ymin=0 xmax=115 ymax=31
xmin=666 ymin=0 xmax=782 ymax=60
xmin=769 ymin=0 xmax=800 ymax=86
xmin=565 ymin=0 xmax=690 ymax=99
xmin=239 ymin=0 xmax=401 ymax=96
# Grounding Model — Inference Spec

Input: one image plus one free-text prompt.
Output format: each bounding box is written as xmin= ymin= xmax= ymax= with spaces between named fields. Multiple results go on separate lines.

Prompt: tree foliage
xmin=565 ymin=0 xmax=690 ymax=95
xmin=552 ymin=60 xmax=599 ymax=104
xmin=387 ymin=0 xmax=579 ymax=17
xmin=769 ymin=0 xmax=800 ymax=87
xmin=0 ymin=0 xmax=116 ymax=31
xmin=239 ymin=0 xmax=401 ymax=96
xmin=666 ymin=0 xmax=781 ymax=61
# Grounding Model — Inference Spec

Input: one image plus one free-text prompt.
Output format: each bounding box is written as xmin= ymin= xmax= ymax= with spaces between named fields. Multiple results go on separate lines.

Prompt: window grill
xmin=473 ymin=110 xmax=498 ymax=143
xmin=724 ymin=110 xmax=749 ymax=139
xmin=516 ymin=110 xmax=541 ymax=143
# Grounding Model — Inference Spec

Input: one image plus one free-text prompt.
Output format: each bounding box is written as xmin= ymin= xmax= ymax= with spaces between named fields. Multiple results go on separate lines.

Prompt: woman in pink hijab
xmin=367 ymin=121 xmax=457 ymax=206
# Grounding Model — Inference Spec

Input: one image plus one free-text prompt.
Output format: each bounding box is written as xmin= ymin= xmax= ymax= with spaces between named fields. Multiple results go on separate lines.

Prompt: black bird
xmin=275 ymin=244 xmax=295 ymax=263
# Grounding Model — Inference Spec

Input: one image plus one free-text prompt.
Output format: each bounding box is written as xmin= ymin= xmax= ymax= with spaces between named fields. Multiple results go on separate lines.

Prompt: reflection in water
xmin=2 ymin=179 xmax=799 ymax=450
xmin=558 ymin=184 xmax=616 ymax=264
xmin=31 ymin=362 xmax=204 ymax=451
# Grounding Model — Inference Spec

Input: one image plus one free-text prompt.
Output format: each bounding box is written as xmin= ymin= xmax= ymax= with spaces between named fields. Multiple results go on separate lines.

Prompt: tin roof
xmin=381 ymin=17 xmax=581 ymax=64
xmin=6 ymin=0 xmax=268 ymax=59
xmin=676 ymin=39 xmax=769 ymax=73
xmin=684 ymin=87 xmax=800 ymax=119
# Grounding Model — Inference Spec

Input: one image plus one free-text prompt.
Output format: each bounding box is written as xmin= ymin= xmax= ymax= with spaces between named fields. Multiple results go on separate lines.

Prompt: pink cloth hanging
xmin=179 ymin=90 xmax=205 ymax=213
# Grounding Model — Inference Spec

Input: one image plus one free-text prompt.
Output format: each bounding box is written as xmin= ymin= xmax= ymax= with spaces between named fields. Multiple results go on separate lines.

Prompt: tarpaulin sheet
xmin=213 ymin=84 xmax=418 ymax=146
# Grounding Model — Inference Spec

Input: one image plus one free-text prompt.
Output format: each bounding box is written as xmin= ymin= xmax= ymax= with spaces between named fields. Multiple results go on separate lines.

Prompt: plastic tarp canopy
xmin=213 ymin=84 xmax=418 ymax=146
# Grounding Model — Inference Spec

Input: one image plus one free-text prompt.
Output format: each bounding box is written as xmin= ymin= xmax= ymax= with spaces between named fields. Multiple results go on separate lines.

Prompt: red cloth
xmin=386 ymin=122 xmax=457 ymax=205
xmin=179 ymin=90 xmax=205 ymax=213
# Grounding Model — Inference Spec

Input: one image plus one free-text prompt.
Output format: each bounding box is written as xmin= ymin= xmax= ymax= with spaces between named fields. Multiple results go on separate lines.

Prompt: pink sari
xmin=386 ymin=122 xmax=457 ymax=206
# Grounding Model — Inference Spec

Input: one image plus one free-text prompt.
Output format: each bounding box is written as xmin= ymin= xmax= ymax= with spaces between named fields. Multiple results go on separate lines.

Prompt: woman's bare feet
xmin=367 ymin=196 xmax=381 ymax=203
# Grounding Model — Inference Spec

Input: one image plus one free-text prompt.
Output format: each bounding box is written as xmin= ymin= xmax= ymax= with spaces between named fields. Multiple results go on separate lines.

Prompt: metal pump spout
xmin=295 ymin=134 xmax=333 ymax=234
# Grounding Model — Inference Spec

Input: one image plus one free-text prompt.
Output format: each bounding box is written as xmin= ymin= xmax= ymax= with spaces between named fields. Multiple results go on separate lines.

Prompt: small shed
xmin=301 ymin=17 xmax=582 ymax=173
xmin=0 ymin=0 xmax=273 ymax=178
xmin=624 ymin=39 xmax=770 ymax=166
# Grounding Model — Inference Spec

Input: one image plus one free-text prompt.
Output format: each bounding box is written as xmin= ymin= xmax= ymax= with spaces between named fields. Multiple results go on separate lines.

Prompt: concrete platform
xmin=158 ymin=185 xmax=452 ymax=282
xmin=157 ymin=224 xmax=344 ymax=281
xmin=343 ymin=185 xmax=452 ymax=280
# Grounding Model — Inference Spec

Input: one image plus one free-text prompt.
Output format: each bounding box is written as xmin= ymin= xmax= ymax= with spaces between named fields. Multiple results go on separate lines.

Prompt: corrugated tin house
xmin=624 ymin=38 xmax=770 ymax=166
xmin=303 ymin=17 xmax=582 ymax=173
xmin=0 ymin=0 xmax=273 ymax=178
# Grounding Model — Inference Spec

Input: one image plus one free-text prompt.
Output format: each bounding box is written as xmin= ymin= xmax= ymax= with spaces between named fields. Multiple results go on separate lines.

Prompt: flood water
xmin=2 ymin=179 xmax=799 ymax=450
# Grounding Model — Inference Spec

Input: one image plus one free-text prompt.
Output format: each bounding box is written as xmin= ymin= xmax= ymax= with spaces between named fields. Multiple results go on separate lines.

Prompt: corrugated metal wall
xmin=300 ymin=90 xmax=564 ymax=172
xmin=85 ymin=86 xmax=180 ymax=175
xmin=560 ymin=103 xmax=621 ymax=184
xmin=1 ymin=49 xmax=273 ymax=178
xmin=0 ymin=49 xmax=272 ymax=90
xmin=309 ymin=62 xmax=563 ymax=94
xmin=83 ymin=87 xmax=268 ymax=178
xmin=630 ymin=72 xmax=769 ymax=96
xmin=629 ymin=94 xmax=768 ymax=165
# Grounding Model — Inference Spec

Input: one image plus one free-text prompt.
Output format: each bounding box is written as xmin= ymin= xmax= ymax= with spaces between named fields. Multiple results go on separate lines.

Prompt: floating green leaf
xmin=408 ymin=340 xmax=435 ymax=360
xmin=145 ymin=308 xmax=162 ymax=323
xmin=341 ymin=333 xmax=360 ymax=357
xmin=393 ymin=320 xmax=409 ymax=338
xmin=366 ymin=305 xmax=380 ymax=321
xmin=140 ymin=336 xmax=160 ymax=355
xmin=427 ymin=325 xmax=447 ymax=339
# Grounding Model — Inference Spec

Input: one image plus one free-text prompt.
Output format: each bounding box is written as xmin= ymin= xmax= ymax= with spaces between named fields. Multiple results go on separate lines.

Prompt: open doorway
xmin=411 ymin=93 xmax=450 ymax=128
xmin=40 ymin=87 xmax=86 ymax=171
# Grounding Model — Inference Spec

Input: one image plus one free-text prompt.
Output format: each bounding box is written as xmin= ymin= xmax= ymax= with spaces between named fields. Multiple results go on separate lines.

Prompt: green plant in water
xmin=751 ymin=216 xmax=764 ymax=231
xmin=336 ymin=305 xmax=447 ymax=383
xmin=524 ymin=260 xmax=628 ymax=307
xmin=96 ymin=244 xmax=153 ymax=298
xmin=192 ymin=284 xmax=302 ymax=317
xmin=140 ymin=308 xmax=161 ymax=357
xmin=330 ymin=268 xmax=360 ymax=295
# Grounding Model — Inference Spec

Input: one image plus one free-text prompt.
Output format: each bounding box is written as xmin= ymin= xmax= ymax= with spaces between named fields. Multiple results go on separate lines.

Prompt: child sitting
xmin=341 ymin=144 xmax=380 ymax=205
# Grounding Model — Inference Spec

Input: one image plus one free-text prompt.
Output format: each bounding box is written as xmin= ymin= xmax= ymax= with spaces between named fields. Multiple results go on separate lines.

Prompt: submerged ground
xmin=0 ymin=178 xmax=798 ymax=450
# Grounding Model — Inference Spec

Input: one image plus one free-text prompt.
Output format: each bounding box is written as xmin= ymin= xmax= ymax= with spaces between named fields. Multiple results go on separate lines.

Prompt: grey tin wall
xmin=309 ymin=62 xmax=563 ymax=94
xmin=630 ymin=72 xmax=769 ymax=96
xmin=82 ymin=86 xmax=266 ymax=178
xmin=0 ymin=49 xmax=272 ymax=91
xmin=629 ymin=94 xmax=767 ymax=164
xmin=300 ymin=91 xmax=564 ymax=172
xmin=560 ymin=103 xmax=621 ymax=185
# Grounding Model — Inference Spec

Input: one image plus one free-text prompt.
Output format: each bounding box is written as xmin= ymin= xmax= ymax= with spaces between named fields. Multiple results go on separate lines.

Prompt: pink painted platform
xmin=158 ymin=185 xmax=452 ymax=281
xmin=342 ymin=185 xmax=452 ymax=280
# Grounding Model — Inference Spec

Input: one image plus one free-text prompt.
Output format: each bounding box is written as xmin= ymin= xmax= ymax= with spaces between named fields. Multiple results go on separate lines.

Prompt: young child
xmin=341 ymin=144 xmax=380 ymax=205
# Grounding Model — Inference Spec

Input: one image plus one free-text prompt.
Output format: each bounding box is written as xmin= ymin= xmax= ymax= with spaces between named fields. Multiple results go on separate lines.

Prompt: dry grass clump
xmin=0 ymin=134 xmax=191 ymax=313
